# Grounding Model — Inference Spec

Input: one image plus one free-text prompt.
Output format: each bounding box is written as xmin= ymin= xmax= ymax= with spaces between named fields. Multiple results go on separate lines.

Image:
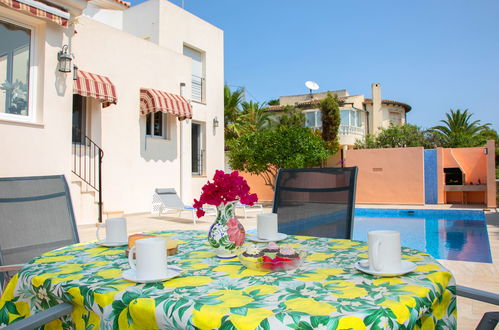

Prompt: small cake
xmin=126 ymin=234 xmax=179 ymax=256
xmin=276 ymin=245 xmax=299 ymax=260
xmin=242 ymin=245 xmax=263 ymax=258
xmin=262 ymin=242 xmax=279 ymax=253
xmin=128 ymin=234 xmax=157 ymax=248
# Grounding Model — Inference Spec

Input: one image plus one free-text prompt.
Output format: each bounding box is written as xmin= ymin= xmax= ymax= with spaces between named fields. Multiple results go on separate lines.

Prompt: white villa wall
xmin=73 ymin=16 xmax=194 ymax=218
xmin=0 ymin=8 xmax=74 ymax=180
xmin=122 ymin=0 xmax=159 ymax=43
xmin=1 ymin=0 xmax=224 ymax=223
xmin=125 ymin=0 xmax=225 ymax=202
xmin=83 ymin=3 xmax=124 ymax=30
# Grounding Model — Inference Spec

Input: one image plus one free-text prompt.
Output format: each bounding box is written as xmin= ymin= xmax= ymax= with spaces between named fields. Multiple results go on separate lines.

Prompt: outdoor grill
xmin=444 ymin=168 xmax=464 ymax=185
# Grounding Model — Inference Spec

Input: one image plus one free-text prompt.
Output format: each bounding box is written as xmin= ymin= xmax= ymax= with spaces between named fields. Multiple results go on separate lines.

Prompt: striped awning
xmin=140 ymin=88 xmax=192 ymax=121
xmin=0 ymin=0 xmax=69 ymax=27
xmin=74 ymin=70 xmax=117 ymax=108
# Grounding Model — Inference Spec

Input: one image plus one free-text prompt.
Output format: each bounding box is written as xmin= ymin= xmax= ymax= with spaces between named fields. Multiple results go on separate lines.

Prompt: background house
xmin=267 ymin=83 xmax=412 ymax=148
xmin=0 ymin=0 xmax=224 ymax=224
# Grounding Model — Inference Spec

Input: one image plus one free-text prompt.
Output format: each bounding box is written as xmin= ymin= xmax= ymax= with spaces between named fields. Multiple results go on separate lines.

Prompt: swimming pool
xmin=353 ymin=208 xmax=492 ymax=263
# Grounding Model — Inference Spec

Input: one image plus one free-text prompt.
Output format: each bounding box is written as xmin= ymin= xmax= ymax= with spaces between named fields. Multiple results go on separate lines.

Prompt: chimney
xmin=371 ymin=83 xmax=382 ymax=134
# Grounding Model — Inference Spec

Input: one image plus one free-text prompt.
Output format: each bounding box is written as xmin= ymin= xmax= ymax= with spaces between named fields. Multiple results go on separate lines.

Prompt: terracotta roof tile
xmin=364 ymin=98 xmax=411 ymax=112
xmin=113 ymin=0 xmax=130 ymax=7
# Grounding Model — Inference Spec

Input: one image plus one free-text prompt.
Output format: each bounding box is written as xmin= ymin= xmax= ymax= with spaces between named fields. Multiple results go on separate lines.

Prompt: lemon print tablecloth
xmin=0 ymin=230 xmax=456 ymax=329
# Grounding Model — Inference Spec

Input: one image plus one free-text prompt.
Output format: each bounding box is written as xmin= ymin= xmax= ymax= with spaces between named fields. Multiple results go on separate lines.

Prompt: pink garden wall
xmin=345 ymin=147 xmax=426 ymax=204
xmin=239 ymin=141 xmax=496 ymax=207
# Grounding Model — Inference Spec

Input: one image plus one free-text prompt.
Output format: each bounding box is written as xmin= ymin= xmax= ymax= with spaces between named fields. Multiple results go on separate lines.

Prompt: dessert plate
xmin=247 ymin=233 xmax=288 ymax=243
xmin=122 ymin=266 xmax=182 ymax=283
xmin=354 ymin=260 xmax=416 ymax=277
xmin=97 ymin=240 xmax=128 ymax=247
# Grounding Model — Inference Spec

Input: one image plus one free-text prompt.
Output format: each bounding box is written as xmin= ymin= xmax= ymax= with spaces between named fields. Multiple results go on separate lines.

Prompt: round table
xmin=0 ymin=230 xmax=457 ymax=329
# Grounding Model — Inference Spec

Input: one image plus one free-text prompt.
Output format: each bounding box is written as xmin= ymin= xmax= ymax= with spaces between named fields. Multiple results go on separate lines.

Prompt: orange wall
xmin=239 ymin=141 xmax=496 ymax=207
xmin=345 ymin=147 xmax=425 ymax=204
xmin=441 ymin=145 xmax=490 ymax=205
xmin=443 ymin=147 xmax=487 ymax=184
xmin=240 ymin=171 xmax=275 ymax=202
xmin=486 ymin=140 xmax=497 ymax=208
xmin=437 ymin=148 xmax=445 ymax=203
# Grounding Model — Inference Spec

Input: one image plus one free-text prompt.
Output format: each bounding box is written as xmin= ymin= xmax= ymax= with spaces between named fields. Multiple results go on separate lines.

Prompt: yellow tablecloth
xmin=0 ymin=230 xmax=456 ymax=329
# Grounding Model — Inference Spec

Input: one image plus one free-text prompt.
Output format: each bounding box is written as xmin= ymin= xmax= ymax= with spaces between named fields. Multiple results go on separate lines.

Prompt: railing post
xmin=98 ymin=149 xmax=103 ymax=223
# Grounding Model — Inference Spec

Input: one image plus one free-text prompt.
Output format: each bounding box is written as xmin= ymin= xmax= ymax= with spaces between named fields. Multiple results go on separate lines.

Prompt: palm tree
xmin=431 ymin=109 xmax=491 ymax=147
xmin=224 ymin=84 xmax=244 ymax=141
xmin=239 ymin=101 xmax=274 ymax=133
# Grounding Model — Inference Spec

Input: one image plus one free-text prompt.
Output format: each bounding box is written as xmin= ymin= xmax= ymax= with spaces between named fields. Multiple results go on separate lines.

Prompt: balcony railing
xmin=339 ymin=125 xmax=364 ymax=136
xmin=192 ymin=75 xmax=204 ymax=102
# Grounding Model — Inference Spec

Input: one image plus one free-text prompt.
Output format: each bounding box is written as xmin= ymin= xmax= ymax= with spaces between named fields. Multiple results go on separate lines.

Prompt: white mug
xmin=257 ymin=213 xmax=278 ymax=240
xmin=96 ymin=217 xmax=128 ymax=243
xmin=368 ymin=230 xmax=401 ymax=272
xmin=128 ymin=237 xmax=168 ymax=279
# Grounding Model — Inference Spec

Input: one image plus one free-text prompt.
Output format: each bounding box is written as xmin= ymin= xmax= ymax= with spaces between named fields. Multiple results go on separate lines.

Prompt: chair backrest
xmin=0 ymin=175 xmax=80 ymax=267
xmin=155 ymin=188 xmax=185 ymax=210
xmin=272 ymin=167 xmax=358 ymax=239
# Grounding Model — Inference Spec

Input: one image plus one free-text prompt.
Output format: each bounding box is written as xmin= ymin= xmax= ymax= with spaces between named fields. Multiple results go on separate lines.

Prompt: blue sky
xmin=132 ymin=0 xmax=499 ymax=130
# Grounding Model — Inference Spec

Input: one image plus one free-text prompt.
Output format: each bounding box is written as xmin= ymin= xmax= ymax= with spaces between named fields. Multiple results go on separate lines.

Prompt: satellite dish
xmin=305 ymin=81 xmax=320 ymax=91
xmin=305 ymin=81 xmax=319 ymax=98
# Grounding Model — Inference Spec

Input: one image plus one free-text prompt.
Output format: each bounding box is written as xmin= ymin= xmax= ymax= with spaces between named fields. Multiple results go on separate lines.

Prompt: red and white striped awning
xmin=74 ymin=70 xmax=117 ymax=108
xmin=140 ymin=88 xmax=192 ymax=121
xmin=0 ymin=0 xmax=69 ymax=27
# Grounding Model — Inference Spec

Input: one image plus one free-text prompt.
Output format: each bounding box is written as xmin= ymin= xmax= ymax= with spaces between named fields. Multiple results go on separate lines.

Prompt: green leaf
xmin=259 ymin=318 xmax=270 ymax=330
xmin=275 ymin=312 xmax=285 ymax=323
xmin=219 ymin=317 xmax=236 ymax=330
xmin=231 ymin=307 xmax=248 ymax=316
xmin=326 ymin=317 xmax=339 ymax=329
xmin=178 ymin=305 xmax=190 ymax=319
xmin=310 ymin=316 xmax=329 ymax=327
xmin=5 ymin=302 xmax=18 ymax=314
xmin=296 ymin=321 xmax=314 ymax=330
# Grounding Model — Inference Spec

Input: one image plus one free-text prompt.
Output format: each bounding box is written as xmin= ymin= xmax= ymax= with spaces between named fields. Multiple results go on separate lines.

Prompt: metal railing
xmin=72 ymin=136 xmax=104 ymax=223
xmin=192 ymin=75 xmax=204 ymax=102
xmin=192 ymin=149 xmax=205 ymax=176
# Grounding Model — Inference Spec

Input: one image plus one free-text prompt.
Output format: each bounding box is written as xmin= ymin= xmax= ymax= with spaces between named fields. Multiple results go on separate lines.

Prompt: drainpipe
xmin=363 ymin=104 xmax=369 ymax=135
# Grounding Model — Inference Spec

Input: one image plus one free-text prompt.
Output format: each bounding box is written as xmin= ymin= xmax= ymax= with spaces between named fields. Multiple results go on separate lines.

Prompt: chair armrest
xmin=456 ymin=285 xmax=499 ymax=306
xmin=0 ymin=264 xmax=24 ymax=273
xmin=3 ymin=303 xmax=73 ymax=330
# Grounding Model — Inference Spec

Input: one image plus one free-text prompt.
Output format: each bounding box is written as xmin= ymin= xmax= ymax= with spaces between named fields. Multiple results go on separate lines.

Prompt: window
xmin=192 ymin=122 xmax=205 ymax=175
xmin=183 ymin=45 xmax=204 ymax=103
xmin=72 ymin=95 xmax=86 ymax=143
xmin=389 ymin=111 xmax=402 ymax=125
xmin=303 ymin=109 xmax=322 ymax=128
xmin=145 ymin=112 xmax=167 ymax=138
xmin=0 ymin=19 xmax=32 ymax=118
xmin=340 ymin=109 xmax=362 ymax=127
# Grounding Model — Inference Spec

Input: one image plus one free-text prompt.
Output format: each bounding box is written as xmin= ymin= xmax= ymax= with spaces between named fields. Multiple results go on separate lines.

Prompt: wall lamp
xmin=213 ymin=117 xmax=219 ymax=128
xmin=57 ymin=45 xmax=72 ymax=73
xmin=484 ymin=148 xmax=488 ymax=155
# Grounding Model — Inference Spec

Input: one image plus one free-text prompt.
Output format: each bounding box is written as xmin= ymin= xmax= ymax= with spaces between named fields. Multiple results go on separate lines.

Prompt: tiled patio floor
xmin=77 ymin=206 xmax=499 ymax=330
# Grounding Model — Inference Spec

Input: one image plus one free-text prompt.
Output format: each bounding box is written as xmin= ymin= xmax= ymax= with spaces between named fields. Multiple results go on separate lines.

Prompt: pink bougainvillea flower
xmin=196 ymin=209 xmax=205 ymax=218
xmin=192 ymin=170 xmax=259 ymax=218
xmin=226 ymin=217 xmax=245 ymax=246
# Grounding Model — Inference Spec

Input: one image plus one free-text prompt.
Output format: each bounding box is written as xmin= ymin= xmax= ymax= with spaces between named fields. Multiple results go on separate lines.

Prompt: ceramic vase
xmin=207 ymin=201 xmax=246 ymax=258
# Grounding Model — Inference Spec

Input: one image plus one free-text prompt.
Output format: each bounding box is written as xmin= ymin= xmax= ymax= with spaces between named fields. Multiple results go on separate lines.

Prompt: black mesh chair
xmin=456 ymin=286 xmax=499 ymax=330
xmin=0 ymin=175 xmax=78 ymax=328
xmin=272 ymin=167 xmax=358 ymax=239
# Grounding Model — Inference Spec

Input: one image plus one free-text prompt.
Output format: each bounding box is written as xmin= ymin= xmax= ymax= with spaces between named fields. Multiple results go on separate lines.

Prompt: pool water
xmin=353 ymin=208 xmax=492 ymax=263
